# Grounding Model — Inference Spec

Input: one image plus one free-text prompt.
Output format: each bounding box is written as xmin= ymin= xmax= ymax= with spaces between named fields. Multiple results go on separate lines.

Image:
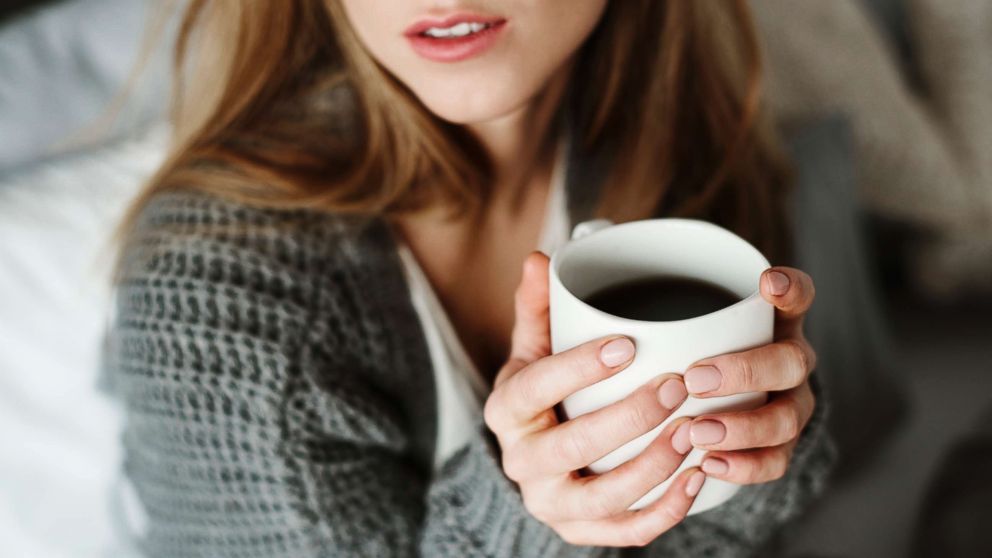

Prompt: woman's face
xmin=338 ymin=0 xmax=608 ymax=124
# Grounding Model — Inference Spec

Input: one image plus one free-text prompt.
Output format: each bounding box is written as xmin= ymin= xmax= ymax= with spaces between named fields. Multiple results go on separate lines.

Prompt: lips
xmin=404 ymin=13 xmax=508 ymax=63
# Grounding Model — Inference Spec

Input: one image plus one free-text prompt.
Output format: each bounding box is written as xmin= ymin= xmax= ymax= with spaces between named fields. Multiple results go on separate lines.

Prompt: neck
xmin=465 ymin=61 xmax=572 ymax=199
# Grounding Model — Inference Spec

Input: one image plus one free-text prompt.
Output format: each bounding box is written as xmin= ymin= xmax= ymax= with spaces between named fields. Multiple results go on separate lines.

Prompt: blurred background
xmin=0 ymin=0 xmax=989 ymax=557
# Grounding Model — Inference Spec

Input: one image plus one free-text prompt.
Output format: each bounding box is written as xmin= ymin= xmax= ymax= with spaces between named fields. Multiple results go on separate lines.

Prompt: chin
xmin=411 ymin=80 xmax=537 ymax=125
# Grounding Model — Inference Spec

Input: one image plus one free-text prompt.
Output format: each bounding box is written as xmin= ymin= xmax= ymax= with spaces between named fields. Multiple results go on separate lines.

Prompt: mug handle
xmin=570 ymin=219 xmax=614 ymax=241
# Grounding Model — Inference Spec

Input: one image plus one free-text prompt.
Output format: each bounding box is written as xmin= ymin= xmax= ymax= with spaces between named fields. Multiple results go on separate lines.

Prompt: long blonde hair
xmin=124 ymin=0 xmax=791 ymax=261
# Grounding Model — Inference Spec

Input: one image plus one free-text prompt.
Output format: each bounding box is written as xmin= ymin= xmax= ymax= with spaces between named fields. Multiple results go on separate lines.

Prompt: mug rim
xmin=549 ymin=218 xmax=771 ymax=326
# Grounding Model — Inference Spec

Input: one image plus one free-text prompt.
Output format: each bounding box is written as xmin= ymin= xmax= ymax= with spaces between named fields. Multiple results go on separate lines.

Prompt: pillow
xmin=0 ymin=0 xmax=171 ymax=173
xmin=0 ymin=126 xmax=167 ymax=558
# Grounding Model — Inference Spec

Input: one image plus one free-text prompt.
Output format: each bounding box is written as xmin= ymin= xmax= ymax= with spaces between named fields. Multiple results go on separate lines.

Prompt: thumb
xmin=509 ymin=251 xmax=551 ymax=364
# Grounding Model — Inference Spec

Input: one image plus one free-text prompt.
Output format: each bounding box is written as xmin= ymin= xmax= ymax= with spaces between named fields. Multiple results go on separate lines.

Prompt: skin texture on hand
xmin=684 ymin=267 xmax=818 ymax=486
xmin=484 ymin=253 xmax=703 ymax=547
xmin=484 ymin=252 xmax=819 ymax=547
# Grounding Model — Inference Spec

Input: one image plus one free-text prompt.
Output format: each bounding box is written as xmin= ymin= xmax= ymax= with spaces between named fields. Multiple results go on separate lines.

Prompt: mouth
xmin=404 ymin=13 xmax=508 ymax=63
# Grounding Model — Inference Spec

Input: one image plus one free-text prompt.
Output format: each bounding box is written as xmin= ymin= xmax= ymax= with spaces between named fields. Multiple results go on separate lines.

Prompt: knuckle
xmin=620 ymin=397 xmax=657 ymax=435
xmin=521 ymin=488 xmax=552 ymax=523
xmin=736 ymin=414 xmax=762 ymax=447
xmin=513 ymin=283 xmax=527 ymax=308
xmin=552 ymin=427 xmax=592 ymax=467
xmin=555 ymin=524 xmax=587 ymax=546
xmin=517 ymin=369 xmax=544 ymax=408
xmin=584 ymin=481 xmax=621 ymax=519
xmin=730 ymin=353 xmax=756 ymax=391
xmin=803 ymin=341 xmax=818 ymax=373
xmin=756 ymin=450 xmax=788 ymax=482
xmin=630 ymin=535 xmax=653 ymax=548
xmin=587 ymin=495 xmax=616 ymax=521
xmin=626 ymin=525 xmax=658 ymax=548
xmin=806 ymin=278 xmax=817 ymax=304
xmin=661 ymin=499 xmax=688 ymax=525
xmin=769 ymin=451 xmax=789 ymax=481
xmin=576 ymin=363 xmax=604 ymax=385
xmin=739 ymin=457 xmax=759 ymax=483
xmin=781 ymin=404 xmax=802 ymax=441
xmin=496 ymin=357 xmax=526 ymax=385
xmin=744 ymin=458 xmax=766 ymax=484
xmin=805 ymin=388 xmax=818 ymax=420
xmin=556 ymin=527 xmax=578 ymax=546
xmin=637 ymin=444 xmax=672 ymax=474
xmin=483 ymin=396 xmax=504 ymax=432
xmin=788 ymin=341 xmax=811 ymax=379
xmin=501 ymin=448 xmax=529 ymax=482
xmin=577 ymin=348 xmax=610 ymax=382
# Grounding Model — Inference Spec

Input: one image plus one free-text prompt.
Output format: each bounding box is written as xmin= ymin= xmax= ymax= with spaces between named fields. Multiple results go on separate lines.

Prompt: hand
xmin=484 ymin=252 xmax=704 ymax=548
xmin=681 ymin=267 xmax=818 ymax=485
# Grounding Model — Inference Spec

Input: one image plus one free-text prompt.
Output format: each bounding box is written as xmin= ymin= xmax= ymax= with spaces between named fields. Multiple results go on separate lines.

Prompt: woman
xmin=110 ymin=0 xmax=833 ymax=555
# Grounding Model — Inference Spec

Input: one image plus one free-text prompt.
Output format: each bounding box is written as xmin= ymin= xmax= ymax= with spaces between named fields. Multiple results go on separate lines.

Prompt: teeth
xmin=449 ymin=22 xmax=472 ymax=36
xmin=423 ymin=22 xmax=490 ymax=38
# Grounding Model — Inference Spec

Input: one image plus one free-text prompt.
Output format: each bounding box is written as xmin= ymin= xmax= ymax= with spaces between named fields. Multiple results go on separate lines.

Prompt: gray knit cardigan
xmin=107 ymin=138 xmax=834 ymax=557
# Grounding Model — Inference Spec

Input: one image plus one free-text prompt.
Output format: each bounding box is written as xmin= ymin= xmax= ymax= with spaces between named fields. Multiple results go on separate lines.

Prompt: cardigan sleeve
xmin=108 ymin=191 xmax=619 ymax=558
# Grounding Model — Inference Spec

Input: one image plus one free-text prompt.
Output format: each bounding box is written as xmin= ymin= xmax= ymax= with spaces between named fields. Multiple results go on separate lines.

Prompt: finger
xmin=511 ymin=379 xmax=687 ymax=480
xmin=508 ymin=252 xmax=551 ymax=365
xmin=760 ymin=267 xmax=815 ymax=334
xmin=549 ymin=417 xmax=694 ymax=521
xmin=492 ymin=252 xmax=550 ymax=393
xmin=487 ymin=334 xmax=636 ymax=432
xmin=520 ymin=418 xmax=691 ymax=523
xmin=684 ymin=339 xmax=815 ymax=397
xmin=700 ymin=440 xmax=797 ymax=485
xmin=688 ymin=382 xmax=815 ymax=451
xmin=553 ymin=467 xmax=706 ymax=548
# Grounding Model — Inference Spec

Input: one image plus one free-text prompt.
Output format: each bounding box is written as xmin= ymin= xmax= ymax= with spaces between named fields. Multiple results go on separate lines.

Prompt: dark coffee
xmin=583 ymin=276 xmax=741 ymax=321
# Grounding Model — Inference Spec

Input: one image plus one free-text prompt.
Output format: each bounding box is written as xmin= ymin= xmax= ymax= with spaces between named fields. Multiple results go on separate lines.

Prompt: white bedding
xmin=0 ymin=0 xmax=169 ymax=172
xmin=0 ymin=1 xmax=173 ymax=554
xmin=0 ymin=127 xmax=167 ymax=558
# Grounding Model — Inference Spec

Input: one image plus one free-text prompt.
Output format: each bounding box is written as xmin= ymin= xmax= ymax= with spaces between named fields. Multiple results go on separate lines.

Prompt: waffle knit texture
xmin=107 ymin=138 xmax=834 ymax=556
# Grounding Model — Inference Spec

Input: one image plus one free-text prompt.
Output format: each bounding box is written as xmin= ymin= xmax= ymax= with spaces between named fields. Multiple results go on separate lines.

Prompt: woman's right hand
xmin=484 ymin=252 xmax=705 ymax=547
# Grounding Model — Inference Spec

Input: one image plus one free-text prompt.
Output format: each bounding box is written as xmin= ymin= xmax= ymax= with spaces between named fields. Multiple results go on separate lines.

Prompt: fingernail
xmin=690 ymin=420 xmax=726 ymax=445
xmin=657 ymin=379 xmax=687 ymax=410
xmin=685 ymin=471 xmax=706 ymax=497
xmin=684 ymin=366 xmax=722 ymax=394
xmin=702 ymin=457 xmax=729 ymax=475
xmin=767 ymin=271 xmax=790 ymax=296
xmin=600 ymin=337 xmax=635 ymax=367
xmin=671 ymin=421 xmax=692 ymax=454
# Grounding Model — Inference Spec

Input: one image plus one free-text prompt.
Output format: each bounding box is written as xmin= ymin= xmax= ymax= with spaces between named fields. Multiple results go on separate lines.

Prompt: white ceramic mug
xmin=549 ymin=218 xmax=774 ymax=515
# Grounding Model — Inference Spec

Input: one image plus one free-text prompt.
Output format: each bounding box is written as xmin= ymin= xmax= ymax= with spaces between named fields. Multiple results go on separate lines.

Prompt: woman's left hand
xmin=678 ymin=267 xmax=817 ymax=484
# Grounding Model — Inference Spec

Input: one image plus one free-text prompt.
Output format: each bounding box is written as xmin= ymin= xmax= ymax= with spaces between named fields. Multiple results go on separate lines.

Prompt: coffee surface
xmin=583 ymin=276 xmax=741 ymax=321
